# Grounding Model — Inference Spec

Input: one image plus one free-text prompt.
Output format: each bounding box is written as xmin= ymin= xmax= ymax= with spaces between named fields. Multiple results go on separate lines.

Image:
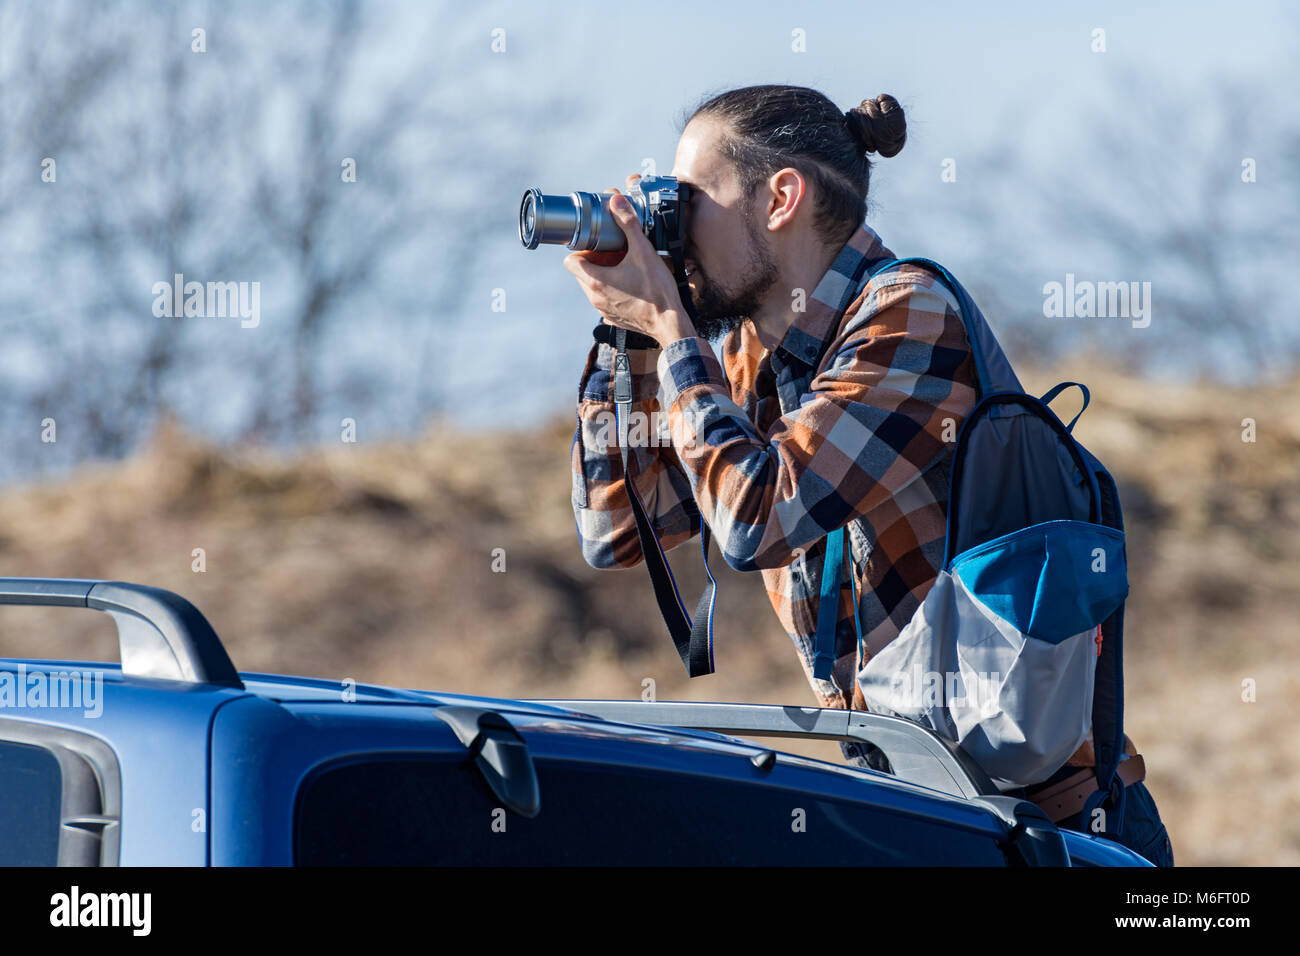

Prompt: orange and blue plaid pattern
xmin=571 ymin=223 xmax=978 ymax=712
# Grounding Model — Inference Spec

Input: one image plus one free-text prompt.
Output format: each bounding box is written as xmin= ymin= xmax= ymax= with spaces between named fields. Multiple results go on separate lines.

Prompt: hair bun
xmin=845 ymin=93 xmax=906 ymax=158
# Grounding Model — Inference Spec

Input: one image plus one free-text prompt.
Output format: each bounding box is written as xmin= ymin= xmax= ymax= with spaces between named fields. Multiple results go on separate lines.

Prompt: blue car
xmin=0 ymin=577 xmax=1153 ymax=866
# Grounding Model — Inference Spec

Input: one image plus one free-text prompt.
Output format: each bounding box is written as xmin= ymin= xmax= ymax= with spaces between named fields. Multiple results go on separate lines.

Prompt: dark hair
xmin=685 ymin=85 xmax=906 ymax=247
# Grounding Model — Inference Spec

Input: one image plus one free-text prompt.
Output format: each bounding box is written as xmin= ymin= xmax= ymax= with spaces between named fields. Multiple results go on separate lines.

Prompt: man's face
xmin=671 ymin=116 xmax=779 ymax=341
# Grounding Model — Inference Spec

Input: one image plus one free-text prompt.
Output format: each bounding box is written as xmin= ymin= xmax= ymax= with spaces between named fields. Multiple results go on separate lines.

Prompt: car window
xmin=0 ymin=739 xmax=63 ymax=865
xmin=295 ymin=754 xmax=1006 ymax=865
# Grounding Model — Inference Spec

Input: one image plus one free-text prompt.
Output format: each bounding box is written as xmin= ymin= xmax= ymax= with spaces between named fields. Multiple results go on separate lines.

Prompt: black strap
xmin=592 ymin=323 xmax=659 ymax=350
xmin=612 ymin=326 xmax=715 ymax=677
xmin=595 ymin=192 xmax=713 ymax=676
xmin=659 ymin=192 xmax=698 ymax=323
xmin=1088 ymin=467 xmax=1126 ymax=829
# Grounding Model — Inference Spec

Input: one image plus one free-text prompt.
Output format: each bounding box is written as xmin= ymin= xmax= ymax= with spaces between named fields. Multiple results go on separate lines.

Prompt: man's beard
xmin=686 ymin=210 xmax=778 ymax=341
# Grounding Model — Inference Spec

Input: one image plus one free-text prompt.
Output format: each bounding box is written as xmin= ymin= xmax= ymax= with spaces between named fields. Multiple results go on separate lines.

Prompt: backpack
xmin=823 ymin=257 xmax=1129 ymax=804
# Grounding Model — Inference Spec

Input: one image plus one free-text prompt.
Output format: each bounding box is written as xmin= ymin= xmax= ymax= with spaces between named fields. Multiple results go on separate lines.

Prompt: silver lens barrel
xmin=571 ymin=191 xmax=628 ymax=252
xmin=518 ymin=188 xmax=644 ymax=252
xmin=519 ymin=188 xmax=580 ymax=249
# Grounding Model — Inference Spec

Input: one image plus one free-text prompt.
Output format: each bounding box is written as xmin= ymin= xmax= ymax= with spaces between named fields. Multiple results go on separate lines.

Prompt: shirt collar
xmin=773 ymin=222 xmax=895 ymax=366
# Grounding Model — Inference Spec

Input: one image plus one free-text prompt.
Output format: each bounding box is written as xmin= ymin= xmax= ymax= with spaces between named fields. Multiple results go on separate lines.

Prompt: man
xmin=564 ymin=84 xmax=1173 ymax=866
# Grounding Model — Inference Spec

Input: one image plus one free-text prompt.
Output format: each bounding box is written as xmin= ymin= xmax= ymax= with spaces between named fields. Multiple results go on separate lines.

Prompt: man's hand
xmin=563 ymin=178 xmax=696 ymax=348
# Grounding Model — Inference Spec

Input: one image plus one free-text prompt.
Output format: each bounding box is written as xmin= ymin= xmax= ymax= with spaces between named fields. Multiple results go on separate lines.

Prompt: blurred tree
xmin=0 ymin=0 xmax=576 ymax=476
xmin=948 ymin=68 xmax=1299 ymax=381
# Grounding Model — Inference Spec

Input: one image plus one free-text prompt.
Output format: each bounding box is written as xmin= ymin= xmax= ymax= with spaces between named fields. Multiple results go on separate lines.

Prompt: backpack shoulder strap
xmin=1078 ymin=446 xmax=1127 ymax=815
xmin=866 ymin=257 xmax=1023 ymax=397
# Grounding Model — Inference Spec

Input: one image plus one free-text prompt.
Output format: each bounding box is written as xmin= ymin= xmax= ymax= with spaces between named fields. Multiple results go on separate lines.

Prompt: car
xmin=0 ymin=577 xmax=1154 ymax=866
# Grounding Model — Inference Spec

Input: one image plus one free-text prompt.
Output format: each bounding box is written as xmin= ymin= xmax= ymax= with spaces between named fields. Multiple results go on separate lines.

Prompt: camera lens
xmin=519 ymin=188 xmax=584 ymax=249
xmin=517 ymin=187 xmax=641 ymax=251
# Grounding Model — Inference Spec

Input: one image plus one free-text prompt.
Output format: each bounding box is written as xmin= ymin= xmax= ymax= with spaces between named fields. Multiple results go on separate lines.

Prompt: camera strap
xmin=612 ymin=325 xmax=716 ymax=677
xmin=659 ymin=196 xmax=698 ymax=323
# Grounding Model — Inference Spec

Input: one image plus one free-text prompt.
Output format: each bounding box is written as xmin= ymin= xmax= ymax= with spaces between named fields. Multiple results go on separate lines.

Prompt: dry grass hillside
xmin=0 ymin=363 xmax=1296 ymax=865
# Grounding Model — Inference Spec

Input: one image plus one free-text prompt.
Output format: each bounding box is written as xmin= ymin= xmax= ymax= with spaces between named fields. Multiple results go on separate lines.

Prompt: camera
xmin=518 ymin=176 xmax=692 ymax=253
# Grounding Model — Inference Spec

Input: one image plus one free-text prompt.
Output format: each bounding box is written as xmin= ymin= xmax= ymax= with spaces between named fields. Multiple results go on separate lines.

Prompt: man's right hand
xmin=572 ymin=175 xmax=676 ymax=314
xmin=571 ymin=175 xmax=641 ymax=271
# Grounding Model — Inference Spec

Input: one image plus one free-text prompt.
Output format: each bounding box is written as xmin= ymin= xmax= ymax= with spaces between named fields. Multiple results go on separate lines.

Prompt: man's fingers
xmin=567 ymin=248 xmax=625 ymax=269
xmin=606 ymin=190 xmax=653 ymax=256
xmin=608 ymin=193 xmax=632 ymax=221
xmin=564 ymin=253 xmax=607 ymax=293
xmin=562 ymin=252 xmax=592 ymax=281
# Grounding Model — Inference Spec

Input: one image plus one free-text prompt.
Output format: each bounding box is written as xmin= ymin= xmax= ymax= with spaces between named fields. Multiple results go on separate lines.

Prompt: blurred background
xmin=0 ymin=0 xmax=1297 ymax=864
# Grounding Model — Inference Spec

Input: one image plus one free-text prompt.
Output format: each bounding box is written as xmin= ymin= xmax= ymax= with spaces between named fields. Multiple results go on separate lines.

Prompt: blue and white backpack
xmin=828 ymin=258 xmax=1130 ymax=801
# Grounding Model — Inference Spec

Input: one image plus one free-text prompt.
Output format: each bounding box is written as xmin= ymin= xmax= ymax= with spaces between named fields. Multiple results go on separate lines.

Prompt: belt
xmin=1028 ymin=754 xmax=1147 ymax=824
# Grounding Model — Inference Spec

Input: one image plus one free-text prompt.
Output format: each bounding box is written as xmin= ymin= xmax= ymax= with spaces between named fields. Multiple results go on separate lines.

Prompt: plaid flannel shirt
xmin=571 ymin=222 xmax=979 ymax=712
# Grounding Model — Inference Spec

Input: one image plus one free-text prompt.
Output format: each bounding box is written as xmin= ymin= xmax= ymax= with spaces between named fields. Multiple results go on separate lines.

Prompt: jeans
xmin=841 ymin=740 xmax=1175 ymax=866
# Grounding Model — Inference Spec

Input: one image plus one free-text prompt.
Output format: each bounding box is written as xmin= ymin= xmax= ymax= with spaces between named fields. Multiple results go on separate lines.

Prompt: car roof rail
xmin=526 ymin=699 xmax=1001 ymax=800
xmin=0 ymin=578 xmax=243 ymax=689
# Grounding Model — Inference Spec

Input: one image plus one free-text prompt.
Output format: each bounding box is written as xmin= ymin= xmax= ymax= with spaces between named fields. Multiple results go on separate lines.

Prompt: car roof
xmin=0 ymin=657 xmax=573 ymax=714
xmin=0 ymin=656 xmax=969 ymax=799
xmin=0 ymin=579 xmax=1149 ymax=865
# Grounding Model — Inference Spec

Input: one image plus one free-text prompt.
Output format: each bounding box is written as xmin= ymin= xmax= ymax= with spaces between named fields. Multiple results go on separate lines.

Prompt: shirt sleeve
xmin=571 ymin=336 xmax=702 ymax=570
xmin=655 ymin=275 xmax=977 ymax=573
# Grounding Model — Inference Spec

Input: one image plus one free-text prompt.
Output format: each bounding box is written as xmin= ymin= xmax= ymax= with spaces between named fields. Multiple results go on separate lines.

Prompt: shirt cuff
xmin=657 ymin=336 xmax=725 ymax=409
xmin=579 ymin=340 xmax=665 ymax=404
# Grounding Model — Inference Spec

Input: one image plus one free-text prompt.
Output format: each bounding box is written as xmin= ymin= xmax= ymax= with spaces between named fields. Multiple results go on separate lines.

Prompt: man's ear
xmin=766 ymin=167 xmax=808 ymax=231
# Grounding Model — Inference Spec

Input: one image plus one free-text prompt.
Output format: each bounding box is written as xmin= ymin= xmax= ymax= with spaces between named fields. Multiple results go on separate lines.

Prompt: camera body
xmin=519 ymin=176 xmax=692 ymax=253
